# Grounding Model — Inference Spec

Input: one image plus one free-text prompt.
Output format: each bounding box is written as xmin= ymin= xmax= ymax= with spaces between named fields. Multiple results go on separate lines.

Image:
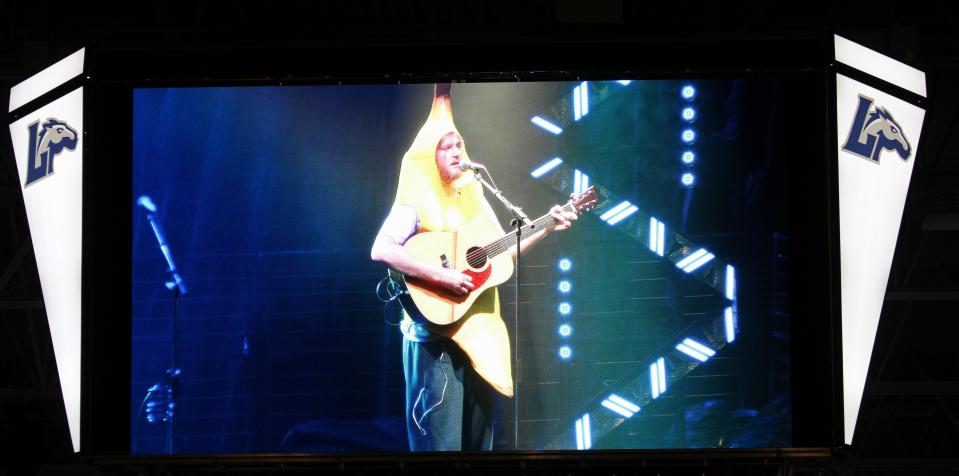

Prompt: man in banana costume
xmin=372 ymin=83 xmax=576 ymax=451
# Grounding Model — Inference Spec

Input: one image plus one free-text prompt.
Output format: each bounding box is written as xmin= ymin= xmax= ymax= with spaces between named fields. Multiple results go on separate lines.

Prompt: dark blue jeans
xmin=403 ymin=337 xmax=494 ymax=451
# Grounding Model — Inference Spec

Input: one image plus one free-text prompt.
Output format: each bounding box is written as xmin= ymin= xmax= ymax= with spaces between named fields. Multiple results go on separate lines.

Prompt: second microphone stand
xmin=139 ymin=197 xmax=188 ymax=454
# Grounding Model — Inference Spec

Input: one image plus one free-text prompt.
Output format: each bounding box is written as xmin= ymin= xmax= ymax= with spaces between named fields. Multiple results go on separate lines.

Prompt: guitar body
xmin=393 ymin=216 xmax=514 ymax=326
xmin=389 ymin=216 xmax=516 ymax=396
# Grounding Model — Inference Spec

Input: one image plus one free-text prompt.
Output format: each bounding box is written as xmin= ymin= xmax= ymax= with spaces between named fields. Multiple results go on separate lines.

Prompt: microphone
xmin=458 ymin=160 xmax=486 ymax=172
xmin=137 ymin=195 xmax=157 ymax=213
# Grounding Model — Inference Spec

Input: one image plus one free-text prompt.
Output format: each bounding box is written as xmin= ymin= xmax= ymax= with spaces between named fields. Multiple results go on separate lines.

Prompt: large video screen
xmin=131 ymin=79 xmax=790 ymax=453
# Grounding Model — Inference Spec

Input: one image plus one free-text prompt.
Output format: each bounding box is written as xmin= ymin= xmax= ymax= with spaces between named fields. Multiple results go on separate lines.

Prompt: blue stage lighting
xmin=559 ymin=302 xmax=572 ymax=315
xmin=684 ymin=338 xmax=716 ymax=357
xmin=682 ymin=151 xmax=695 ymax=164
xmin=676 ymin=248 xmax=715 ymax=273
xmin=531 ymin=116 xmax=563 ymax=135
xmin=648 ymin=217 xmax=666 ymax=257
xmin=573 ymin=81 xmax=590 ymax=121
xmin=650 ymin=361 xmax=661 ymax=399
xmin=676 ymin=338 xmax=716 ymax=362
xmin=575 ymin=413 xmax=592 ymax=449
xmin=681 ymin=173 xmax=695 ymax=187
xmin=606 ymin=205 xmax=637 ymax=225
xmin=573 ymin=87 xmax=582 ymax=121
xmin=558 ymin=258 xmax=572 ymax=272
xmin=559 ymin=324 xmax=572 ymax=337
xmin=609 ymin=394 xmax=640 ymax=413
xmin=650 ymin=357 xmax=667 ymax=399
xmin=682 ymin=107 xmax=696 ymax=121
xmin=681 ymin=85 xmax=696 ymax=100
xmin=648 ymin=217 xmax=657 ymax=254
xmin=657 ymin=221 xmax=665 ymax=256
xmin=600 ymin=201 xmax=631 ymax=221
xmin=725 ymin=265 xmax=736 ymax=301
xmin=530 ymin=157 xmax=563 ymax=178
xmin=558 ymin=280 xmax=572 ymax=293
xmin=657 ymin=357 xmax=667 ymax=393
xmin=681 ymin=129 xmax=696 ymax=143
xmin=617 ymin=80 xmax=632 ymax=86
xmin=600 ymin=200 xmax=638 ymax=226
xmin=573 ymin=169 xmax=590 ymax=195
xmin=725 ymin=307 xmax=736 ymax=343
xmin=601 ymin=394 xmax=640 ymax=418
xmin=676 ymin=342 xmax=708 ymax=362
xmin=559 ymin=346 xmax=573 ymax=359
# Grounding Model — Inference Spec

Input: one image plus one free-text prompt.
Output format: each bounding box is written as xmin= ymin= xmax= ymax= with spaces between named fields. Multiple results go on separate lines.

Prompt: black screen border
xmin=82 ymin=32 xmax=840 ymax=459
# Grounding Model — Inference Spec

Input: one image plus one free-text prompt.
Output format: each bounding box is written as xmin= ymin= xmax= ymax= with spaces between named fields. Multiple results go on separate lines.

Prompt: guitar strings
xmin=474 ymin=202 xmax=578 ymax=259
xmin=464 ymin=202 xmax=578 ymax=263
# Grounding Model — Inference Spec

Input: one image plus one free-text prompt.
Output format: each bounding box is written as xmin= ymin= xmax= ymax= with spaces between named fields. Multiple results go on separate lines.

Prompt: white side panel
xmin=8 ymin=86 xmax=84 ymax=452
xmin=837 ymin=74 xmax=925 ymax=445
xmin=8 ymin=48 xmax=85 ymax=113
xmin=834 ymin=35 xmax=926 ymax=98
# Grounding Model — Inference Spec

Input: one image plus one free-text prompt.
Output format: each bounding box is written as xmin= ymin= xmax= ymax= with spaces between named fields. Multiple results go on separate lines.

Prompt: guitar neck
xmin=481 ymin=202 xmax=576 ymax=259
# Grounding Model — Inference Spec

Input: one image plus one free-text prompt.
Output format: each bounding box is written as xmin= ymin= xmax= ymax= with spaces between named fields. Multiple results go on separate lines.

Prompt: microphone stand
xmin=139 ymin=197 xmax=188 ymax=454
xmin=470 ymin=171 xmax=531 ymax=449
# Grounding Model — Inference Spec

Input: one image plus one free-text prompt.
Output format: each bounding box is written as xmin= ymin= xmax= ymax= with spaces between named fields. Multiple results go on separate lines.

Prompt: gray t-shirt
xmin=379 ymin=204 xmax=440 ymax=342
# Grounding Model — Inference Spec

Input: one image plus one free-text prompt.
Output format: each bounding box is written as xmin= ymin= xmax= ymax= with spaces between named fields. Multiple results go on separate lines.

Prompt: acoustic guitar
xmin=389 ymin=186 xmax=598 ymax=326
xmin=387 ymin=187 xmax=598 ymax=397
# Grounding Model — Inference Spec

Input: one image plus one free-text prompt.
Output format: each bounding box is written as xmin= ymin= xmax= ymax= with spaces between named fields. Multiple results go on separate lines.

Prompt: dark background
xmin=2 ymin=3 xmax=958 ymax=475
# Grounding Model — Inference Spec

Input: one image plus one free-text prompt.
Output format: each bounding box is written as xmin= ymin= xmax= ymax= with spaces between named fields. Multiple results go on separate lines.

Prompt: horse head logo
xmin=863 ymin=106 xmax=910 ymax=160
xmin=842 ymin=95 xmax=911 ymax=163
xmin=24 ymin=118 xmax=79 ymax=186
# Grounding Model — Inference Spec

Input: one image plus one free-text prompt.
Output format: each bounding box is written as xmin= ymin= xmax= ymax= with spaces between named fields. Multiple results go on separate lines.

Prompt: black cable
xmin=376 ymin=275 xmax=403 ymax=326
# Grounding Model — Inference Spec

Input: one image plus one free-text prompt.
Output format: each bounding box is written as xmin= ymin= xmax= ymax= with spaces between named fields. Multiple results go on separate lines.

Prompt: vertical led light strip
xmin=574 ymin=413 xmax=592 ymax=449
xmin=725 ymin=264 xmax=737 ymax=343
xmin=649 ymin=357 xmax=667 ymax=399
xmin=573 ymin=169 xmax=590 ymax=195
xmin=575 ymin=417 xmax=584 ymax=449
xmin=558 ymin=258 xmax=573 ymax=361
xmin=580 ymin=82 xmax=589 ymax=119
xmin=680 ymin=83 xmax=697 ymax=188
xmin=657 ymin=221 xmax=665 ymax=256
xmin=573 ymin=81 xmax=590 ymax=121
xmin=648 ymin=217 xmax=657 ymax=254
xmin=648 ymin=217 xmax=666 ymax=257
xmin=724 ymin=307 xmax=736 ymax=344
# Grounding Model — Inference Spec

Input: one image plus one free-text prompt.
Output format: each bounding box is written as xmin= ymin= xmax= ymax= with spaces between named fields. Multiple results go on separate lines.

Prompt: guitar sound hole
xmin=466 ymin=246 xmax=488 ymax=269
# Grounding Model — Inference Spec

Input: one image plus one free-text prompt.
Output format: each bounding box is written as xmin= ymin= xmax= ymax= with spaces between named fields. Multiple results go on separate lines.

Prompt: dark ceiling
xmin=1 ymin=3 xmax=957 ymax=474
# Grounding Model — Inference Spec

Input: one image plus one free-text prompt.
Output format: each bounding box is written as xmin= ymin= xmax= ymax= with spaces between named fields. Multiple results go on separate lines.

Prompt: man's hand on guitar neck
xmin=509 ymin=204 xmax=578 ymax=259
xmin=545 ymin=205 xmax=577 ymax=234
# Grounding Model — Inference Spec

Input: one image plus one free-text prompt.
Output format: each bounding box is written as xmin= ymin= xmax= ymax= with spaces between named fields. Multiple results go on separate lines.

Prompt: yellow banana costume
xmin=393 ymin=91 xmax=514 ymax=397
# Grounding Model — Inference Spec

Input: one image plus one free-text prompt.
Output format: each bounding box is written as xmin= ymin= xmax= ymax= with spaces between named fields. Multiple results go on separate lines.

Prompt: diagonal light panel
xmin=528 ymin=81 xmax=741 ymax=449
